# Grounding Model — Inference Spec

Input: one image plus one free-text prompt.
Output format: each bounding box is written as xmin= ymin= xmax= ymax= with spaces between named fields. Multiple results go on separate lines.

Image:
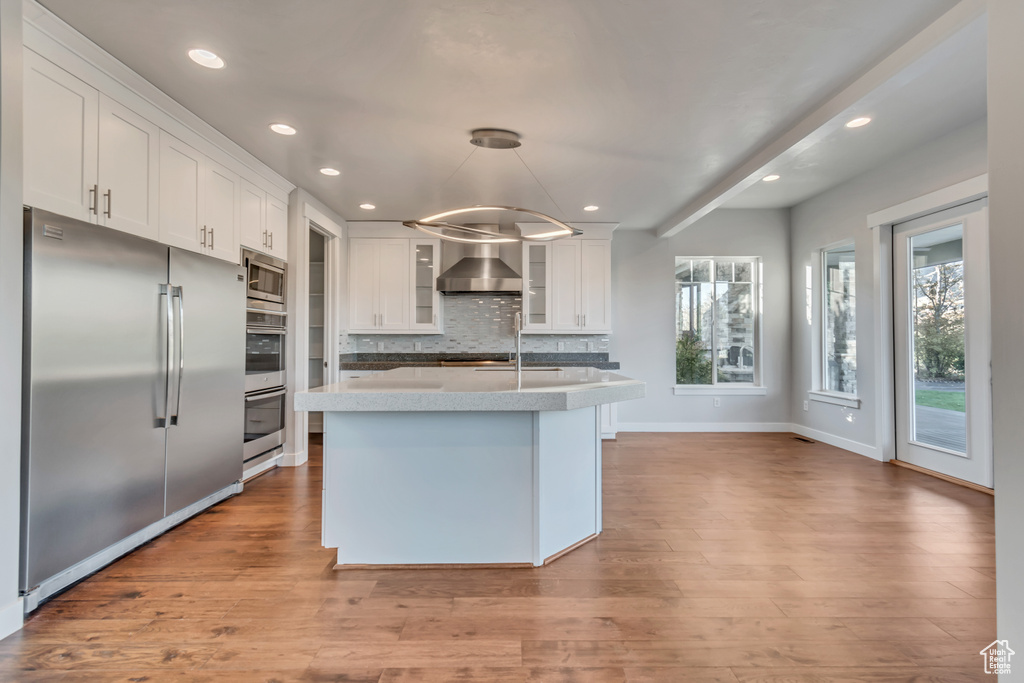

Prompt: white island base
xmin=323 ymin=406 xmax=602 ymax=567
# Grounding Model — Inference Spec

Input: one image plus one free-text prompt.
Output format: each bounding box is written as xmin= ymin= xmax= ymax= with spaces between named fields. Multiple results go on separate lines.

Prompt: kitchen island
xmin=294 ymin=366 xmax=644 ymax=567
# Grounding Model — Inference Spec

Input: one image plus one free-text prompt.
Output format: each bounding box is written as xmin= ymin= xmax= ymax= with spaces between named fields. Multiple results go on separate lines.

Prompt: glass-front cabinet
xmin=522 ymin=242 xmax=552 ymax=330
xmin=409 ymin=238 xmax=442 ymax=332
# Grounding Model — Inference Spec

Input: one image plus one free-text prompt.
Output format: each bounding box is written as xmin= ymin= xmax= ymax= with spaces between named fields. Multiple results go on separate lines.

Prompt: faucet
xmin=513 ymin=311 xmax=523 ymax=389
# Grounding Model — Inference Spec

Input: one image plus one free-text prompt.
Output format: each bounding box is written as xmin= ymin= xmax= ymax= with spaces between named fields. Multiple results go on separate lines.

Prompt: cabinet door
xmin=265 ymin=195 xmax=288 ymax=261
xmin=580 ymin=240 xmax=612 ymax=332
xmin=239 ymin=179 xmax=267 ymax=252
xmin=97 ymin=95 xmax=159 ymax=240
xmin=204 ymin=159 xmax=240 ymax=263
xmin=23 ymin=50 xmax=98 ymax=222
xmin=348 ymin=239 xmax=379 ymax=330
xmin=409 ymin=239 xmax=441 ymax=331
xmin=158 ymin=132 xmax=205 ymax=254
xmin=522 ymin=243 xmax=552 ymax=331
xmin=551 ymin=240 xmax=582 ymax=330
xmin=377 ymin=239 xmax=410 ymax=330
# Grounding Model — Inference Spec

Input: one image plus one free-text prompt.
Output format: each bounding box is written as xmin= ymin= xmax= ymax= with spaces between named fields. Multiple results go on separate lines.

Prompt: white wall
xmin=0 ymin=0 xmax=23 ymax=638
xmin=789 ymin=118 xmax=987 ymax=455
xmin=989 ymin=0 xmax=1024 ymax=663
xmin=611 ymin=208 xmax=792 ymax=431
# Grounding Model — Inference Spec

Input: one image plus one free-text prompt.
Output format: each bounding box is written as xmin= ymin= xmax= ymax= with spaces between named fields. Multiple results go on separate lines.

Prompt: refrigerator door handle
xmin=171 ymin=285 xmax=185 ymax=425
xmin=157 ymin=284 xmax=173 ymax=428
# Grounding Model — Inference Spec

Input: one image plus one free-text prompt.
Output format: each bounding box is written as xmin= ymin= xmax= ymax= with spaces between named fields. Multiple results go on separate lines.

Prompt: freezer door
xmin=22 ymin=208 xmax=169 ymax=591
xmin=165 ymin=248 xmax=245 ymax=515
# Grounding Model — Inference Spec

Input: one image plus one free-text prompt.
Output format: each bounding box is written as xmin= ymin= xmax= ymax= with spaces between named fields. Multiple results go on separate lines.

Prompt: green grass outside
xmin=915 ymin=389 xmax=965 ymax=413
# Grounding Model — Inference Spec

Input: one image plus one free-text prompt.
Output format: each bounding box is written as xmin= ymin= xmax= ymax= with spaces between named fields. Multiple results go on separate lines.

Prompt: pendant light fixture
xmin=403 ymin=129 xmax=583 ymax=244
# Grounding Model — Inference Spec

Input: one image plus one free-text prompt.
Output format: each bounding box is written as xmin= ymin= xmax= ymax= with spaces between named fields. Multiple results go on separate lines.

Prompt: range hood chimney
xmin=436 ymin=237 xmax=523 ymax=294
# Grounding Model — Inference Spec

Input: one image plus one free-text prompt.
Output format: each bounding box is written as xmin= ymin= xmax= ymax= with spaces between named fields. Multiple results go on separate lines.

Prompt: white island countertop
xmin=295 ymin=366 xmax=645 ymax=412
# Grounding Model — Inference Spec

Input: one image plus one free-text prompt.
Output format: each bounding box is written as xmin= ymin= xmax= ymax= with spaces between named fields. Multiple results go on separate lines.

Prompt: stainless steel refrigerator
xmin=21 ymin=207 xmax=245 ymax=598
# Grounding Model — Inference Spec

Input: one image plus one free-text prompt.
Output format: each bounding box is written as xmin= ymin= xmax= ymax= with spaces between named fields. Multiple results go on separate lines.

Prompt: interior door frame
xmin=284 ymin=197 xmax=345 ymax=467
xmin=866 ymin=174 xmax=988 ymax=465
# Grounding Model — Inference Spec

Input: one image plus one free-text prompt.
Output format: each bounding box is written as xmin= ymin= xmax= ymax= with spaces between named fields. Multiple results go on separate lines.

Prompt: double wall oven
xmin=243 ymin=249 xmax=287 ymax=465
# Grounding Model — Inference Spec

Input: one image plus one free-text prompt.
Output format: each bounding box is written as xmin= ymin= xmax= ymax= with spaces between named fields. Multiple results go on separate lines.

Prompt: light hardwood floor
xmin=0 ymin=432 xmax=996 ymax=682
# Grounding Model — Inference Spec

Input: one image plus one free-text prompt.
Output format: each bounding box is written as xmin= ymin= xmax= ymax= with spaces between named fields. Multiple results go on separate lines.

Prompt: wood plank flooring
xmin=0 ymin=432 xmax=996 ymax=681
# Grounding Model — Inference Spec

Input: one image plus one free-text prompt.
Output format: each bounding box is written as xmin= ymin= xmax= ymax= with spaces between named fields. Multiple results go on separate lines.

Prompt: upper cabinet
xmin=22 ymin=33 xmax=293 ymax=264
xmin=25 ymin=51 xmax=159 ymax=240
xmin=347 ymin=234 xmax=442 ymax=334
xmin=158 ymin=132 xmax=240 ymax=262
xmin=522 ymin=238 xmax=611 ymax=334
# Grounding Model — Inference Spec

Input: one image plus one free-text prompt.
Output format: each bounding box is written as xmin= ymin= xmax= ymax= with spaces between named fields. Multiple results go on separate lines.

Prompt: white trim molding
xmin=866 ymin=174 xmax=988 ymax=228
xmin=808 ymin=390 xmax=861 ymax=409
xmin=617 ymin=422 xmax=792 ymax=433
xmin=673 ymin=385 xmax=768 ymax=396
xmin=790 ymin=424 xmax=885 ymax=461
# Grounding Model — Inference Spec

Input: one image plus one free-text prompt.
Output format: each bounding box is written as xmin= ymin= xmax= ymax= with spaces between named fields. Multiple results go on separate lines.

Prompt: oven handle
xmin=246 ymin=308 xmax=287 ymax=316
xmin=246 ymin=388 xmax=287 ymax=402
xmin=247 ymin=326 xmax=287 ymax=335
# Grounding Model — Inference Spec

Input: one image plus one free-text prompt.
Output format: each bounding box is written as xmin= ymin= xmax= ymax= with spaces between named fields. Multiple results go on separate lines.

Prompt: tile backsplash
xmin=347 ymin=293 xmax=609 ymax=354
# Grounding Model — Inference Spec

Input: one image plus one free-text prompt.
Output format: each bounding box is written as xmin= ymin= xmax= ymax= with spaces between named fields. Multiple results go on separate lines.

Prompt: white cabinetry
xmin=158 ymin=132 xmax=240 ymax=262
xmin=409 ymin=238 xmax=442 ymax=332
xmin=25 ymin=50 xmax=159 ymax=240
xmin=240 ymin=179 xmax=288 ymax=261
xmin=522 ymin=238 xmax=611 ymax=333
xmin=348 ymin=238 xmax=410 ymax=332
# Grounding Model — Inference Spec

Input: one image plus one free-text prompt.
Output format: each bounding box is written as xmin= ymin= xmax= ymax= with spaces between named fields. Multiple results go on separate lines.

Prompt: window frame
xmin=810 ymin=240 xmax=861 ymax=408
xmin=673 ymin=256 xmax=764 ymax=394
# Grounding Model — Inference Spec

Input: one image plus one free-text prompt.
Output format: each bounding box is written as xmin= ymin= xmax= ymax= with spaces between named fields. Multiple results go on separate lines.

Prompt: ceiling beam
xmin=655 ymin=0 xmax=986 ymax=239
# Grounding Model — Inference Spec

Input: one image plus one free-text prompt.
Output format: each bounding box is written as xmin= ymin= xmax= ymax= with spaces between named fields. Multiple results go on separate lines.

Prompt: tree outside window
xmin=675 ymin=258 xmax=758 ymax=385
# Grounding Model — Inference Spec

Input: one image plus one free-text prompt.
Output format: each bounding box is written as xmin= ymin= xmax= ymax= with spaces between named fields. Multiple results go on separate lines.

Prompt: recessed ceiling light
xmin=319 ymin=167 xmax=340 ymax=176
xmin=359 ymin=203 xmax=376 ymax=210
xmin=845 ymin=116 xmax=872 ymax=128
xmin=270 ymin=123 xmax=297 ymax=136
xmin=583 ymin=205 xmax=599 ymax=212
xmin=187 ymin=49 xmax=224 ymax=69
xmin=762 ymin=174 xmax=781 ymax=182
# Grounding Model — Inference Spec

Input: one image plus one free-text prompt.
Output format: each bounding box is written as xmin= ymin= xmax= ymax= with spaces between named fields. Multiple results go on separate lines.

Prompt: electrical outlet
xmin=376 ymin=341 xmax=384 ymax=352
xmin=414 ymin=342 xmax=422 ymax=351
xmin=557 ymin=342 xmax=565 ymax=351
xmin=803 ymin=400 xmax=809 ymax=411
xmin=713 ymin=397 xmax=721 ymax=408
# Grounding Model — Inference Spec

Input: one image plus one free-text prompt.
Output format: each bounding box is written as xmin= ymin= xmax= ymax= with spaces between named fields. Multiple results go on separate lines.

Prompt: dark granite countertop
xmin=340 ymin=352 xmax=619 ymax=370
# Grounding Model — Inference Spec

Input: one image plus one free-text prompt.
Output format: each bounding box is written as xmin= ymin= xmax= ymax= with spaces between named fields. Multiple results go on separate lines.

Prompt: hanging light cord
xmin=440 ymin=146 xmax=478 ymax=189
xmin=513 ymin=148 xmax=569 ymax=223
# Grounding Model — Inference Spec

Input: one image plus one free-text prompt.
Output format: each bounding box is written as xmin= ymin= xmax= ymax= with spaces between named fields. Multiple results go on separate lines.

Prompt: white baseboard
xmin=0 ymin=597 xmax=24 ymax=640
xmin=614 ymin=421 xmax=885 ymax=462
xmin=282 ymin=449 xmax=307 ymax=467
xmin=616 ymin=422 xmax=794 ymax=433
xmin=788 ymin=424 xmax=886 ymax=461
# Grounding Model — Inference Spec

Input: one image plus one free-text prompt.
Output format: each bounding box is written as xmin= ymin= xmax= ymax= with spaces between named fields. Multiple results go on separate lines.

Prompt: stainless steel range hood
xmin=436 ymin=241 xmax=523 ymax=294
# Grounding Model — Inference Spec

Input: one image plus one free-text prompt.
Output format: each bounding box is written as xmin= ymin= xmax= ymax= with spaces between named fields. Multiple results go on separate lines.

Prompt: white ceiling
xmin=37 ymin=0 xmax=982 ymax=230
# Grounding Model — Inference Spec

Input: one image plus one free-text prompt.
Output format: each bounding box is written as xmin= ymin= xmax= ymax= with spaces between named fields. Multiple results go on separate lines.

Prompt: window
xmin=823 ymin=244 xmax=856 ymax=394
xmin=675 ymin=257 xmax=759 ymax=386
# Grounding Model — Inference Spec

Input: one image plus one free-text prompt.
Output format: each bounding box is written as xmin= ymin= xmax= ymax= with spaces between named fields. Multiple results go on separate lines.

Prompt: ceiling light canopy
xmin=845 ymin=116 xmax=872 ymax=128
xmin=187 ymin=49 xmax=224 ymax=69
xmin=762 ymin=174 xmax=781 ymax=182
xmin=270 ymin=123 xmax=297 ymax=136
xmin=404 ymin=129 xmax=583 ymax=244
xmin=319 ymin=167 xmax=340 ymax=176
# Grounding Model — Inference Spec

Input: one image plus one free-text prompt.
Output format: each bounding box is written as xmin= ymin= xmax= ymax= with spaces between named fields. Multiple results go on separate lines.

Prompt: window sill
xmin=808 ymin=390 xmax=861 ymax=409
xmin=673 ymin=385 xmax=768 ymax=396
